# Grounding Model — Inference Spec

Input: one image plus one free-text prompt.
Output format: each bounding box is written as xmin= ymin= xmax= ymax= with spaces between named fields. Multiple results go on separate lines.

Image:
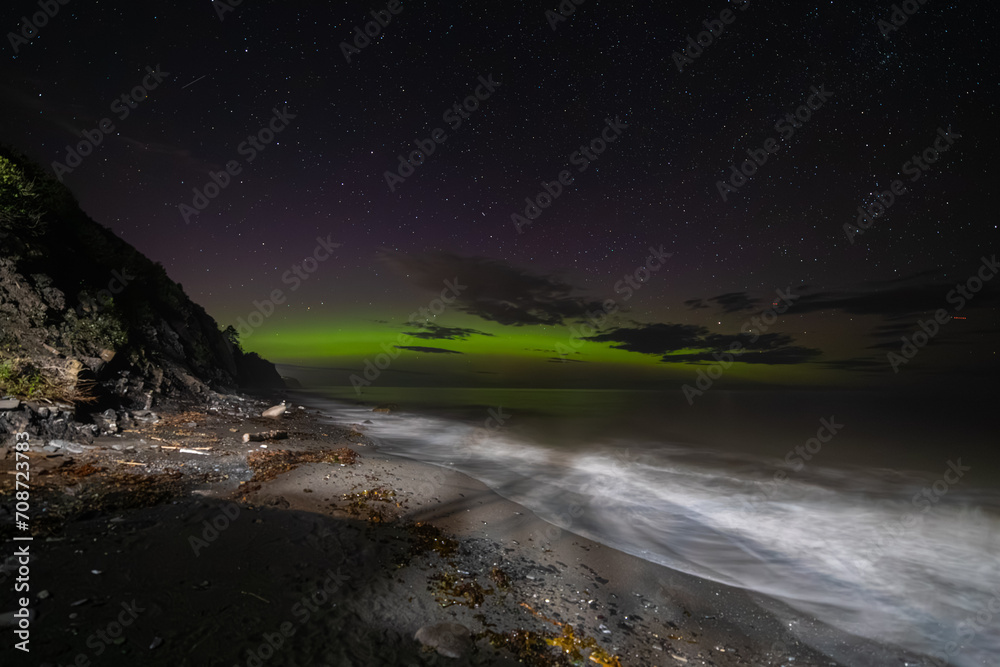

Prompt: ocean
xmin=296 ymin=386 xmax=1000 ymax=667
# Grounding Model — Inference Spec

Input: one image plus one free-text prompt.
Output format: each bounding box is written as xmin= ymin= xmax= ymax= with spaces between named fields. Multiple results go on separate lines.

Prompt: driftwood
xmin=262 ymin=403 xmax=287 ymax=418
xmin=242 ymin=430 xmax=289 ymax=443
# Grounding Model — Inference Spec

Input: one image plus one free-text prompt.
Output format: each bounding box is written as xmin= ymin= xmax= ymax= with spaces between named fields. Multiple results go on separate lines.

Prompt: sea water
xmin=298 ymin=386 xmax=999 ymax=667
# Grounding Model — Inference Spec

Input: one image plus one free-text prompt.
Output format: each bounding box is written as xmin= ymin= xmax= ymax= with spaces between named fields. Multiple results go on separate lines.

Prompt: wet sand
xmin=0 ymin=395 xmax=931 ymax=666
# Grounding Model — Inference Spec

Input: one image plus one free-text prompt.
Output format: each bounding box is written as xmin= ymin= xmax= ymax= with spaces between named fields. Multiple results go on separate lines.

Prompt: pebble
xmin=414 ymin=622 xmax=473 ymax=659
xmin=0 ymin=610 xmax=29 ymax=627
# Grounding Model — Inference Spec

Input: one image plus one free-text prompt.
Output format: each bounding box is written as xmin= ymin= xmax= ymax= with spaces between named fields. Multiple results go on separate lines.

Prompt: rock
xmin=133 ymin=410 xmax=160 ymax=424
xmin=414 ymin=622 xmax=473 ymax=659
xmin=48 ymin=439 xmax=92 ymax=454
xmin=262 ymin=402 xmax=287 ymax=418
xmin=372 ymin=403 xmax=399 ymax=413
xmin=234 ymin=349 xmax=285 ymax=388
xmin=0 ymin=399 xmax=21 ymax=410
xmin=116 ymin=410 xmax=135 ymax=429
xmin=0 ymin=609 xmax=33 ymax=628
xmin=90 ymin=408 xmax=118 ymax=435
xmin=242 ymin=430 xmax=288 ymax=443
xmin=25 ymin=402 xmax=50 ymax=418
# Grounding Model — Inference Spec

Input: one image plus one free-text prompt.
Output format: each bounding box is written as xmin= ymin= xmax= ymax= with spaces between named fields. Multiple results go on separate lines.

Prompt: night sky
xmin=3 ymin=0 xmax=997 ymax=391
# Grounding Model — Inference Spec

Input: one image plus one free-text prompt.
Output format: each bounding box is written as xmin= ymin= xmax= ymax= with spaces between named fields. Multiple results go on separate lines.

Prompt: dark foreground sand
xmin=0 ymin=395 xmax=932 ymax=666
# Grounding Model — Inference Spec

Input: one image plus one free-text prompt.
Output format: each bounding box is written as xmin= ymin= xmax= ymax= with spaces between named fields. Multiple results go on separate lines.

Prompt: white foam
xmin=310 ymin=396 xmax=1000 ymax=666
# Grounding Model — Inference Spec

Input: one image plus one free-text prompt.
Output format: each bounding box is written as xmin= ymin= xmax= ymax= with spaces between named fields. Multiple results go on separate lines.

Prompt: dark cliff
xmin=0 ymin=146 xmax=283 ymax=439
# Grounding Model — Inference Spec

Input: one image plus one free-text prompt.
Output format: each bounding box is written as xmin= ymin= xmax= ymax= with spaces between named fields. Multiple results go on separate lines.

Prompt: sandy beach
xmin=0 ymin=393 xmax=933 ymax=666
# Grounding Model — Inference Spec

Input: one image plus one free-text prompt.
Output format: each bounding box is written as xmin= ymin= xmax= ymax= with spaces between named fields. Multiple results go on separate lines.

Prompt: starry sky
xmin=2 ymin=0 xmax=997 ymax=391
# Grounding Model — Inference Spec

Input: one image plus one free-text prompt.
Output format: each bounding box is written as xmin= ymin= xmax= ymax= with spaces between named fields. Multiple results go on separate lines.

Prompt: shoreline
xmin=0 ymin=391 xmax=933 ymax=665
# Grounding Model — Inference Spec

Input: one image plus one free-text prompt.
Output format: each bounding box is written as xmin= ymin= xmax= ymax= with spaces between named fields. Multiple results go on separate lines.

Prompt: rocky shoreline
xmin=0 ymin=392 xmax=930 ymax=666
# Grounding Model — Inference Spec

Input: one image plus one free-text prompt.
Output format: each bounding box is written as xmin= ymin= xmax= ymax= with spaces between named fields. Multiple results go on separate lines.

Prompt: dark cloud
xmin=822 ymin=357 xmax=885 ymax=372
xmin=708 ymin=292 xmax=762 ymax=314
xmin=867 ymin=321 xmax=996 ymax=350
xmin=663 ymin=347 xmax=821 ymax=365
xmin=583 ymin=323 xmax=708 ymax=354
xmin=583 ymin=324 xmax=821 ymax=365
xmin=790 ymin=277 xmax=1000 ymax=320
xmin=867 ymin=340 xmax=910 ymax=350
xmin=384 ymin=251 xmax=605 ymax=326
xmin=703 ymin=332 xmax=799 ymax=352
xmin=684 ymin=268 xmax=999 ymax=323
xmin=403 ymin=322 xmax=495 ymax=340
xmin=870 ymin=322 xmax=917 ymax=336
xmin=393 ymin=346 xmax=462 ymax=354
xmin=684 ymin=292 xmax=762 ymax=314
